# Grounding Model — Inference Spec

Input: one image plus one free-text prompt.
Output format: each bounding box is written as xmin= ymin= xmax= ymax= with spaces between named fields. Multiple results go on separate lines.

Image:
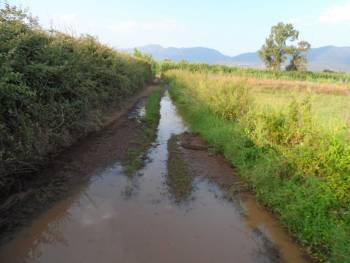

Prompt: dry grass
xmin=207 ymin=74 xmax=350 ymax=96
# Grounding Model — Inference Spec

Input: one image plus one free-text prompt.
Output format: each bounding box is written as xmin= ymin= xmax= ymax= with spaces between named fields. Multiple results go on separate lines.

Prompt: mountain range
xmin=125 ymin=44 xmax=350 ymax=72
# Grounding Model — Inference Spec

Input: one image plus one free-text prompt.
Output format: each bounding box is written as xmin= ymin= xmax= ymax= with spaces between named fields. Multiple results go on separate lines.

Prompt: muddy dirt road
xmin=0 ymin=91 xmax=311 ymax=263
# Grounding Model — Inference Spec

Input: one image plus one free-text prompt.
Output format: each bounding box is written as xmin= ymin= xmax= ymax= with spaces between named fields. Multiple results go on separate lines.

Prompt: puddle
xmin=127 ymin=98 xmax=146 ymax=121
xmin=0 ymin=93 xmax=310 ymax=263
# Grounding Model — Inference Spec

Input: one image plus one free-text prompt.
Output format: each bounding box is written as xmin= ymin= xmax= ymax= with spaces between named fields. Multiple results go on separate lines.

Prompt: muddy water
xmin=0 ymin=93 xmax=310 ymax=263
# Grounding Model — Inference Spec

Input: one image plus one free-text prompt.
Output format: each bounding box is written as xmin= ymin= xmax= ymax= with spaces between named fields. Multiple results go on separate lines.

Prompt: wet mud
xmin=177 ymin=132 xmax=312 ymax=263
xmin=0 ymin=84 xmax=159 ymax=243
xmin=0 ymin=92 xmax=312 ymax=263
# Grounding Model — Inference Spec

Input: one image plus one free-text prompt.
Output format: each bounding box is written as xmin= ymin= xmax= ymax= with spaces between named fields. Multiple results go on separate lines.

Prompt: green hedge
xmin=0 ymin=5 xmax=153 ymax=196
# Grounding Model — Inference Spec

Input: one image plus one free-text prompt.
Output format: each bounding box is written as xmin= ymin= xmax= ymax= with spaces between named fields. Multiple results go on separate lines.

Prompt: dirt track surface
xmin=0 ymin=91 xmax=313 ymax=263
xmin=177 ymin=132 xmax=312 ymax=263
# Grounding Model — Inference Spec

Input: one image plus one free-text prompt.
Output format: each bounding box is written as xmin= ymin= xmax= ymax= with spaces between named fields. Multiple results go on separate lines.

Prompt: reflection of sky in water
xmin=128 ymin=98 xmax=147 ymax=121
xmin=0 ymin=93 xmax=309 ymax=263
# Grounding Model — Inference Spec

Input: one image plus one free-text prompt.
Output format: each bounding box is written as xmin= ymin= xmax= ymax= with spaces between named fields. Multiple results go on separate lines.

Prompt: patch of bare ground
xmin=179 ymin=132 xmax=249 ymax=197
xmin=177 ymin=131 xmax=313 ymax=263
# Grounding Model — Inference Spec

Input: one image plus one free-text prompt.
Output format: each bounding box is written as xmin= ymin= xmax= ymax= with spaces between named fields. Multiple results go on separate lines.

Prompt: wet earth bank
xmin=0 ymin=91 xmax=312 ymax=263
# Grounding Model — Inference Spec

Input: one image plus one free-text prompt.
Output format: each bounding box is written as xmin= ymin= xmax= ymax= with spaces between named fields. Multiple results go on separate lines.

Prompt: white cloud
xmin=288 ymin=1 xmax=350 ymax=27
xmin=319 ymin=0 xmax=350 ymax=24
xmin=108 ymin=20 xmax=181 ymax=33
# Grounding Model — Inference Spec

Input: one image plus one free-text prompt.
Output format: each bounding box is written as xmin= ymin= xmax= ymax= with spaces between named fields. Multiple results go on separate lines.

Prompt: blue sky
xmin=6 ymin=0 xmax=350 ymax=55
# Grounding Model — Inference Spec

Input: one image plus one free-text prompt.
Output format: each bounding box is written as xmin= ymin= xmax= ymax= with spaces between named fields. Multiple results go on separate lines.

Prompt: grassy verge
xmin=166 ymin=70 xmax=350 ymax=263
xmin=167 ymin=135 xmax=192 ymax=202
xmin=123 ymin=88 xmax=162 ymax=175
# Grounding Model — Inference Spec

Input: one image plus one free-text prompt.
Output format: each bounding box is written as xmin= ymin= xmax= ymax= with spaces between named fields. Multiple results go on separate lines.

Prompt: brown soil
xmin=180 ymin=132 xmax=243 ymax=191
xmin=0 ymin=83 xmax=160 ymax=244
xmin=177 ymin=132 xmax=313 ymax=263
xmin=0 ymin=93 xmax=314 ymax=263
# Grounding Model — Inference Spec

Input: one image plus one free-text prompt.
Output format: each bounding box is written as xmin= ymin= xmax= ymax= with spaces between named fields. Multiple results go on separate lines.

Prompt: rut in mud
xmin=0 ymin=90 xmax=312 ymax=263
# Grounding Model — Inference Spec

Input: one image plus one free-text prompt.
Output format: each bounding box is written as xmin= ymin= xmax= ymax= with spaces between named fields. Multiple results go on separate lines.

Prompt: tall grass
xmin=165 ymin=69 xmax=350 ymax=262
xmin=0 ymin=5 xmax=153 ymax=197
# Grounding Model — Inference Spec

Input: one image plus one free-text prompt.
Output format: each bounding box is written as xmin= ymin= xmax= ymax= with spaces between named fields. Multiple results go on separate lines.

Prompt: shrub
xmin=0 ymin=4 xmax=153 ymax=197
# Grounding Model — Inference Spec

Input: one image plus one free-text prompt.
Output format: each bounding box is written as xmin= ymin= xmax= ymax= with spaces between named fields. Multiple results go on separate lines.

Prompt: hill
xmin=127 ymin=44 xmax=350 ymax=71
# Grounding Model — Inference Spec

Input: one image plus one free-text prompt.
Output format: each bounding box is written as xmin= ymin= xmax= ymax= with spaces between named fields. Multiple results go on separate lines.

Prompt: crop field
xmin=160 ymin=61 xmax=350 ymax=85
xmin=252 ymin=88 xmax=350 ymax=133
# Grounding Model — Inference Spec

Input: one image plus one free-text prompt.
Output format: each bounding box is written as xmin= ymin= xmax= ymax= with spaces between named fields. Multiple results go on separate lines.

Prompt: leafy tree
xmin=285 ymin=41 xmax=311 ymax=71
xmin=0 ymin=3 xmax=39 ymax=29
xmin=259 ymin=22 xmax=310 ymax=71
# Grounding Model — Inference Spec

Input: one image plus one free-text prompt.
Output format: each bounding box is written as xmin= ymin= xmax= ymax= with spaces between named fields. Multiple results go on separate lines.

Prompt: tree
xmin=0 ymin=3 xmax=39 ymax=28
xmin=285 ymin=41 xmax=311 ymax=71
xmin=259 ymin=22 xmax=310 ymax=71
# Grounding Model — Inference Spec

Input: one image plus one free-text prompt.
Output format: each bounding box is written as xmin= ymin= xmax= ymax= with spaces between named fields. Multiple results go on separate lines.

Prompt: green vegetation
xmin=123 ymin=88 xmax=161 ymax=175
xmin=167 ymin=134 xmax=192 ymax=202
xmin=0 ymin=5 xmax=153 ymax=196
xmin=143 ymin=89 xmax=162 ymax=126
xmin=2 ymin=4 xmax=350 ymax=261
xmin=258 ymin=22 xmax=310 ymax=71
xmin=251 ymin=88 xmax=350 ymax=133
xmin=165 ymin=69 xmax=350 ymax=262
xmin=133 ymin=48 xmax=158 ymax=76
xmin=160 ymin=60 xmax=350 ymax=84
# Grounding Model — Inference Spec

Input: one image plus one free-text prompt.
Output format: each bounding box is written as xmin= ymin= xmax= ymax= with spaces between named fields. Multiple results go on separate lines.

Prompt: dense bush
xmin=166 ymin=69 xmax=350 ymax=262
xmin=0 ymin=5 xmax=153 ymax=195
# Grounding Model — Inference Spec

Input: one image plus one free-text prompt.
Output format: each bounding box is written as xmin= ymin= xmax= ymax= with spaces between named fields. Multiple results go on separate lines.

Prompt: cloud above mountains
xmin=319 ymin=0 xmax=350 ymax=24
xmin=288 ymin=1 xmax=350 ymax=27
xmin=109 ymin=20 xmax=182 ymax=33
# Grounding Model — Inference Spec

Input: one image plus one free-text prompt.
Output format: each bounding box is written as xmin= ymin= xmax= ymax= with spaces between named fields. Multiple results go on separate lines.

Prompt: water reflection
xmin=128 ymin=97 xmax=147 ymax=121
xmin=166 ymin=134 xmax=193 ymax=203
xmin=0 ymin=93 xmax=309 ymax=263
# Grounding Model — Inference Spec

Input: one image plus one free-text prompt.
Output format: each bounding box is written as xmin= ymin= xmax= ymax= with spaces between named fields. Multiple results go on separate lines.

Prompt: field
xmin=160 ymin=60 xmax=350 ymax=84
xmin=165 ymin=69 xmax=350 ymax=262
xmin=252 ymin=88 xmax=349 ymax=133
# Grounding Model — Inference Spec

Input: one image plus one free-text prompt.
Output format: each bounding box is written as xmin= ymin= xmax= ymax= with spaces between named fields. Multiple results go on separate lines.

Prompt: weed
xmin=123 ymin=89 xmax=161 ymax=175
xmin=167 ymin=135 xmax=192 ymax=202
